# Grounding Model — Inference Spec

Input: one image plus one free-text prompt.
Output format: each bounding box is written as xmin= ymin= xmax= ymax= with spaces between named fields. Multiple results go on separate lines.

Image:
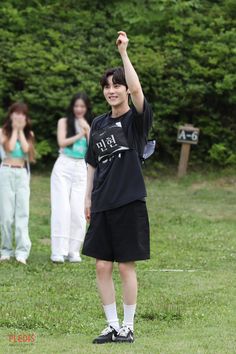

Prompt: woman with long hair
xmin=0 ymin=102 xmax=35 ymax=265
xmin=50 ymin=92 xmax=91 ymax=263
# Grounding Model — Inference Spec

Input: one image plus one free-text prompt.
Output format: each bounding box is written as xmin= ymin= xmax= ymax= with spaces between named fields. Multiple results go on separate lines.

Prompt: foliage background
xmin=0 ymin=0 xmax=235 ymax=166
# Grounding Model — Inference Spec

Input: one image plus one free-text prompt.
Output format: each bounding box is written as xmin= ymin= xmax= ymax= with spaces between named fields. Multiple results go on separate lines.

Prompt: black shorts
xmin=82 ymin=200 xmax=150 ymax=262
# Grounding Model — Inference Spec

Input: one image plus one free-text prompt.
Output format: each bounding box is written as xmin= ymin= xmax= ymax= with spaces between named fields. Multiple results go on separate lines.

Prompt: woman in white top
xmin=50 ymin=93 xmax=91 ymax=263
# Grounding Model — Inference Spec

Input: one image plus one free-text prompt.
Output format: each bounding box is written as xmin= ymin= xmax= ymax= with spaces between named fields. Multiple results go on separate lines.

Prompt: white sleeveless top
xmin=59 ymin=119 xmax=84 ymax=157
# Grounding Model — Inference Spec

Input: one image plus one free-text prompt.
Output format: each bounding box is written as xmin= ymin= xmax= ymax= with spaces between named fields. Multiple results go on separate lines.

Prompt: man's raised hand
xmin=116 ymin=31 xmax=129 ymax=55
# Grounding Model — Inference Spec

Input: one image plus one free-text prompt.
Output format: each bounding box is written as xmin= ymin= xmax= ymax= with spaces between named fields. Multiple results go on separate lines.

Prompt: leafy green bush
xmin=0 ymin=0 xmax=235 ymax=166
xmin=209 ymin=143 xmax=236 ymax=166
xmin=35 ymin=140 xmax=53 ymax=161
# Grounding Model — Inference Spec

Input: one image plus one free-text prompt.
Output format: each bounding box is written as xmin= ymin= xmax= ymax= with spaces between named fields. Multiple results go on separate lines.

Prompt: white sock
xmin=123 ymin=303 xmax=136 ymax=331
xmin=103 ymin=302 xmax=120 ymax=331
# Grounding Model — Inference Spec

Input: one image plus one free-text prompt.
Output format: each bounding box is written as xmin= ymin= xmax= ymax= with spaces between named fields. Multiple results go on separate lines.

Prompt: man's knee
xmin=118 ymin=262 xmax=136 ymax=278
xmin=96 ymin=259 xmax=113 ymax=277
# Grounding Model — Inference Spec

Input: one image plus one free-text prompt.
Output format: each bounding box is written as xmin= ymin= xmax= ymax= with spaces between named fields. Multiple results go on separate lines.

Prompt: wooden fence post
xmin=177 ymin=124 xmax=200 ymax=178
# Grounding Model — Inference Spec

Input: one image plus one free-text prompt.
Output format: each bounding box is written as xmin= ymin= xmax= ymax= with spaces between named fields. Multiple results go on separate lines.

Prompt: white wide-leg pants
xmin=50 ymin=155 xmax=87 ymax=259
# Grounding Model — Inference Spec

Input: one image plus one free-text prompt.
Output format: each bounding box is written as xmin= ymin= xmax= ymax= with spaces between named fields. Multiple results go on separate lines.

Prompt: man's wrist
xmin=85 ymin=195 xmax=91 ymax=203
xmin=120 ymin=50 xmax=129 ymax=59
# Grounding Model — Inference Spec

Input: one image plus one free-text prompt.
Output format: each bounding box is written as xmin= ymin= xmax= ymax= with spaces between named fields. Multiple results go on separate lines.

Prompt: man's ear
xmin=127 ymin=88 xmax=131 ymax=95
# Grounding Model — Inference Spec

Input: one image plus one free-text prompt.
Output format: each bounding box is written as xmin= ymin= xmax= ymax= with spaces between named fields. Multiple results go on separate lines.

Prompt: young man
xmin=82 ymin=31 xmax=153 ymax=344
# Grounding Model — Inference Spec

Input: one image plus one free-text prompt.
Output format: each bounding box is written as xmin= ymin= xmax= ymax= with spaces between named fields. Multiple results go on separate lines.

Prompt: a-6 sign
xmin=177 ymin=125 xmax=200 ymax=145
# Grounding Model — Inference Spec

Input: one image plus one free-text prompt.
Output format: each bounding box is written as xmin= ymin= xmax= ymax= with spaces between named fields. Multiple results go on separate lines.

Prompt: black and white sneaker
xmin=92 ymin=325 xmax=118 ymax=344
xmin=113 ymin=325 xmax=134 ymax=343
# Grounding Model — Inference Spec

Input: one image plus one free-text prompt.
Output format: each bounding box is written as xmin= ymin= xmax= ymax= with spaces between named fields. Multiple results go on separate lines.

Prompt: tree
xmin=0 ymin=0 xmax=235 ymax=166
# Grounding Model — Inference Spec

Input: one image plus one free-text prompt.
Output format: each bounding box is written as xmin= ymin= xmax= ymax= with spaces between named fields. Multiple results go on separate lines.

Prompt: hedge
xmin=0 ymin=0 xmax=235 ymax=166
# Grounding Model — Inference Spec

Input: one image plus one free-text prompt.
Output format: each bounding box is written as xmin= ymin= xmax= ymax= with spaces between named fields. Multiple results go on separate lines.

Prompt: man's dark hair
xmin=100 ymin=67 xmax=128 ymax=89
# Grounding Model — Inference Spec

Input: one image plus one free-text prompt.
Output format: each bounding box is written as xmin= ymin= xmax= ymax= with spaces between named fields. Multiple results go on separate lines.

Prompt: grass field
xmin=0 ymin=170 xmax=236 ymax=354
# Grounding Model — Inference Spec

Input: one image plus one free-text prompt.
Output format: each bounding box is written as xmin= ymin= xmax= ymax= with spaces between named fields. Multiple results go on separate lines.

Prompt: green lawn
xmin=0 ymin=170 xmax=236 ymax=354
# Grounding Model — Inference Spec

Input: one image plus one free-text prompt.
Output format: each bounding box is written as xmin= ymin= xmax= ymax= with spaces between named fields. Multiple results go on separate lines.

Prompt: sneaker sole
xmin=113 ymin=339 xmax=134 ymax=343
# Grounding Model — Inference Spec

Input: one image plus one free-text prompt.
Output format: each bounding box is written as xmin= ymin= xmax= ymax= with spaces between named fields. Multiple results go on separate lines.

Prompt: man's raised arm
xmin=116 ymin=31 xmax=144 ymax=114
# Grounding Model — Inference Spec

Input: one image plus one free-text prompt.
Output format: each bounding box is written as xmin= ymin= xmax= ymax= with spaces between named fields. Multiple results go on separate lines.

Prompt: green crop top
xmin=62 ymin=136 xmax=88 ymax=159
xmin=2 ymin=140 xmax=27 ymax=159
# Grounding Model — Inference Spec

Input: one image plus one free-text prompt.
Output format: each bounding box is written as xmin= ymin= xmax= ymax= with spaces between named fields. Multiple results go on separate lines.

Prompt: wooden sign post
xmin=177 ymin=124 xmax=199 ymax=177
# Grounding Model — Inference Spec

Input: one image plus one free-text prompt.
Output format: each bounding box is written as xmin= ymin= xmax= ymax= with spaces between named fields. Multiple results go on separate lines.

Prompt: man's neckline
xmin=108 ymin=107 xmax=131 ymax=119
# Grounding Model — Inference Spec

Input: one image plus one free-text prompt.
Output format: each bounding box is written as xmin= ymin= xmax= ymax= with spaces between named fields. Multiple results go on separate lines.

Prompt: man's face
xmin=103 ymin=75 xmax=128 ymax=107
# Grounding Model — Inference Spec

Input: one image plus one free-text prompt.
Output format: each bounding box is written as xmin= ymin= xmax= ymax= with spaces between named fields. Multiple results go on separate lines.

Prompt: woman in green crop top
xmin=0 ymin=102 xmax=35 ymax=265
xmin=50 ymin=92 xmax=91 ymax=263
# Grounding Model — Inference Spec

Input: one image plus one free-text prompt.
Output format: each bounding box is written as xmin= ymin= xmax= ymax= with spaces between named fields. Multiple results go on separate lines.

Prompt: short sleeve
xmin=132 ymin=98 xmax=153 ymax=137
xmin=85 ymin=121 xmax=98 ymax=168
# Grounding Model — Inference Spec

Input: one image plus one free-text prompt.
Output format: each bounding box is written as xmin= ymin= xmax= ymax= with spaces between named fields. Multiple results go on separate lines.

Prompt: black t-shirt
xmin=86 ymin=98 xmax=153 ymax=212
